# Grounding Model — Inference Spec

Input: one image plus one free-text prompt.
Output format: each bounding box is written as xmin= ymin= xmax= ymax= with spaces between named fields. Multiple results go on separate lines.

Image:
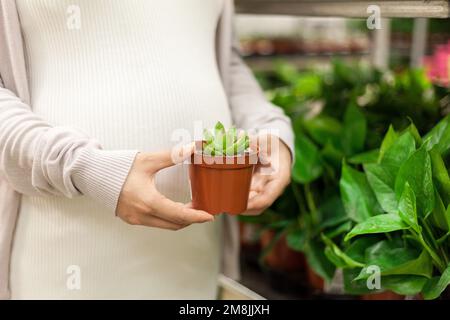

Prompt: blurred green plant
xmin=325 ymin=116 xmax=450 ymax=299
xmin=242 ymin=60 xmax=449 ymax=288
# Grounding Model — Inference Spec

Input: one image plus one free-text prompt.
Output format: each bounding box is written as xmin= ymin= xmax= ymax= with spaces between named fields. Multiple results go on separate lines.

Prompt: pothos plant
xmin=243 ymin=60 xmax=447 ymax=286
xmin=324 ymin=115 xmax=450 ymax=299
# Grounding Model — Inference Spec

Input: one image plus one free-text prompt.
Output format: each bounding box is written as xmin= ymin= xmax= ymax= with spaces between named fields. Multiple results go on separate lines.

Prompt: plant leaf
xmin=364 ymin=163 xmax=397 ymax=214
xmin=203 ymin=128 xmax=214 ymax=144
xmin=356 ymin=248 xmax=432 ymax=280
xmin=303 ymin=115 xmax=342 ymax=147
xmin=382 ymin=275 xmax=428 ymax=296
xmin=394 ymin=145 xmax=435 ymax=217
xmin=424 ymin=115 xmax=450 ymax=154
xmin=321 ymin=142 xmax=344 ymax=170
xmin=378 ymin=125 xmax=398 ymax=163
xmin=398 ymin=182 xmax=420 ymax=233
xmin=348 ymin=149 xmax=379 ymax=165
xmin=225 ymin=126 xmax=238 ymax=150
xmin=304 ymin=241 xmax=336 ymax=283
xmin=405 ymin=122 xmax=423 ymax=146
xmin=340 ymin=162 xmax=383 ymax=223
xmin=430 ymin=191 xmax=450 ymax=232
xmin=292 ymin=134 xmax=323 ymax=184
xmin=324 ymin=220 xmax=353 ymax=239
xmin=343 ymin=268 xmax=373 ymax=295
xmin=430 ymin=148 xmax=450 ymax=204
xmin=345 ymin=236 xmax=383 ymax=262
xmin=213 ymin=131 xmax=225 ymax=153
xmin=203 ymin=143 xmax=215 ymax=156
xmin=344 ymin=214 xmax=409 ymax=241
xmin=318 ymin=196 xmax=348 ymax=229
xmin=214 ymin=121 xmax=226 ymax=135
xmin=227 ymin=134 xmax=247 ymax=156
xmin=341 ymin=104 xmax=367 ymax=156
xmin=322 ymin=234 xmax=364 ymax=268
xmin=324 ymin=247 xmax=348 ymax=268
xmin=381 ymin=131 xmax=416 ymax=175
xmin=422 ymin=264 xmax=450 ymax=300
xmin=286 ymin=229 xmax=306 ymax=252
xmin=343 ymin=268 xmax=427 ymax=296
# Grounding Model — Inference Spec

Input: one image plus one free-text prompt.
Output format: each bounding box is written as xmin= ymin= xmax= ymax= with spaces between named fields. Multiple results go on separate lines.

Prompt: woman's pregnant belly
xmin=12 ymin=0 xmax=231 ymax=300
xmin=10 ymin=65 xmax=232 ymax=300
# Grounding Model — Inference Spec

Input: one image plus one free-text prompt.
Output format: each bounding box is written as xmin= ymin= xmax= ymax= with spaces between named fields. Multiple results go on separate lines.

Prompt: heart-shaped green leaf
xmin=398 ymin=182 xmax=420 ymax=233
xmin=364 ymin=163 xmax=397 ymax=214
xmin=344 ymin=214 xmax=409 ymax=241
xmin=292 ymin=134 xmax=323 ymax=184
xmin=422 ymin=265 xmax=450 ymax=300
xmin=340 ymin=162 xmax=383 ymax=223
xmin=394 ymin=145 xmax=435 ymax=217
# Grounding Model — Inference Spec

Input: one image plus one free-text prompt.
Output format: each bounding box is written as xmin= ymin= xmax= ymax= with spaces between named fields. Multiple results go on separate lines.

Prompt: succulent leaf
xmin=203 ymin=122 xmax=249 ymax=156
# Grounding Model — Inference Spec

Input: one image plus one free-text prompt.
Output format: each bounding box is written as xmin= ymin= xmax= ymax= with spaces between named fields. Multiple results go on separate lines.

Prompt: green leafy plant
xmin=326 ymin=116 xmax=450 ymax=299
xmin=202 ymin=122 xmax=250 ymax=156
xmin=244 ymin=60 xmax=448 ymax=288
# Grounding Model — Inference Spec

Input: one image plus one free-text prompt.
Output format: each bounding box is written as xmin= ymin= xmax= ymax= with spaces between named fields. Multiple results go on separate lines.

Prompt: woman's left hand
xmin=244 ymin=135 xmax=292 ymax=216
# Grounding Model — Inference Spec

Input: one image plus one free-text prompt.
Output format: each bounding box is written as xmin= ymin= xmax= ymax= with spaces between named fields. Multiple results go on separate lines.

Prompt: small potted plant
xmin=189 ymin=122 xmax=258 ymax=215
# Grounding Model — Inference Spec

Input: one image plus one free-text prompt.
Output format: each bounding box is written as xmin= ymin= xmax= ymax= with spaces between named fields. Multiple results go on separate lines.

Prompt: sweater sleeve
xmin=227 ymin=18 xmax=294 ymax=156
xmin=0 ymin=84 xmax=138 ymax=213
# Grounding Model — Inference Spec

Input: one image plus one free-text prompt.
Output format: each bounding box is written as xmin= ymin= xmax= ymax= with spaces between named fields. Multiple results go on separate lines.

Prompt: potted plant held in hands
xmin=189 ymin=122 xmax=258 ymax=215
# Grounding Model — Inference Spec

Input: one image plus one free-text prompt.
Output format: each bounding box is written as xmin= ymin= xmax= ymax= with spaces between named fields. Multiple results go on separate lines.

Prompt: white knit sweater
xmin=10 ymin=0 xmax=230 ymax=299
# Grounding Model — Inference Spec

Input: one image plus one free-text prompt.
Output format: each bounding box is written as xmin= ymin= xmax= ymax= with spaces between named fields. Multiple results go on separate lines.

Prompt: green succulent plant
xmin=203 ymin=122 xmax=250 ymax=156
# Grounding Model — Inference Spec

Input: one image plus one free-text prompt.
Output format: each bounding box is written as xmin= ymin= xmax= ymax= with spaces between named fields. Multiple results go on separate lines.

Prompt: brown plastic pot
xmin=189 ymin=144 xmax=258 ymax=215
xmin=306 ymin=264 xmax=325 ymax=292
xmin=260 ymin=230 xmax=306 ymax=272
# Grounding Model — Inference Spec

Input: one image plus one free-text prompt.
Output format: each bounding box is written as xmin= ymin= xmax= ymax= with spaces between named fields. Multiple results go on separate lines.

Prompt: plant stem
xmin=291 ymin=183 xmax=307 ymax=216
xmin=421 ymin=218 xmax=439 ymax=251
xmin=440 ymin=247 xmax=449 ymax=266
xmin=417 ymin=218 xmax=448 ymax=270
xmin=258 ymin=227 xmax=286 ymax=269
xmin=304 ymin=184 xmax=319 ymax=225
xmin=437 ymin=232 xmax=450 ymax=245
xmin=417 ymin=233 xmax=446 ymax=273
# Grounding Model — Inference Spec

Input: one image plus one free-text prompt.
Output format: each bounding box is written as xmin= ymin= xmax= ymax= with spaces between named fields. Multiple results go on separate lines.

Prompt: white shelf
xmin=218 ymin=274 xmax=266 ymax=300
xmin=235 ymin=0 xmax=450 ymax=18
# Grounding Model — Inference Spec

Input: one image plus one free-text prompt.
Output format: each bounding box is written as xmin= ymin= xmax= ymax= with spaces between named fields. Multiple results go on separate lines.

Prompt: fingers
xmin=248 ymin=190 xmax=258 ymax=199
xmin=171 ymin=142 xmax=195 ymax=164
xmin=137 ymin=143 xmax=194 ymax=174
xmin=131 ymin=214 xmax=189 ymax=231
xmin=150 ymin=193 xmax=214 ymax=225
xmin=250 ymin=173 xmax=270 ymax=192
xmin=138 ymin=150 xmax=176 ymax=172
xmin=245 ymin=180 xmax=284 ymax=216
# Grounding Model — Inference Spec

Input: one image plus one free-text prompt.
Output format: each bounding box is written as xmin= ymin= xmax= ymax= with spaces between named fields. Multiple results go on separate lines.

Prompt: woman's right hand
xmin=116 ymin=148 xmax=214 ymax=230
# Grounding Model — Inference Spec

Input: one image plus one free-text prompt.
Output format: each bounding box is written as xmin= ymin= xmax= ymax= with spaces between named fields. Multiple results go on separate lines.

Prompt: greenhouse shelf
xmin=244 ymin=53 xmax=370 ymax=72
xmin=236 ymin=0 xmax=450 ymax=18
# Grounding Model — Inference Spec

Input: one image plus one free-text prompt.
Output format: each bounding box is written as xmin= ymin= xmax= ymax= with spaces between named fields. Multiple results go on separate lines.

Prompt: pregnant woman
xmin=0 ymin=0 xmax=293 ymax=299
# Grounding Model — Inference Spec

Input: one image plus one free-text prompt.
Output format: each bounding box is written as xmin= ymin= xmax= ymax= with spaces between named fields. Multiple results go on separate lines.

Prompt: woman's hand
xmin=245 ymin=135 xmax=292 ymax=216
xmin=116 ymin=147 xmax=214 ymax=230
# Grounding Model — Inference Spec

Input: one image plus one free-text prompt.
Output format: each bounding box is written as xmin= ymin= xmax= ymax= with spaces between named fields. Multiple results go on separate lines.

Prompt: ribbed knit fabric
xmin=10 ymin=0 xmax=230 ymax=299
